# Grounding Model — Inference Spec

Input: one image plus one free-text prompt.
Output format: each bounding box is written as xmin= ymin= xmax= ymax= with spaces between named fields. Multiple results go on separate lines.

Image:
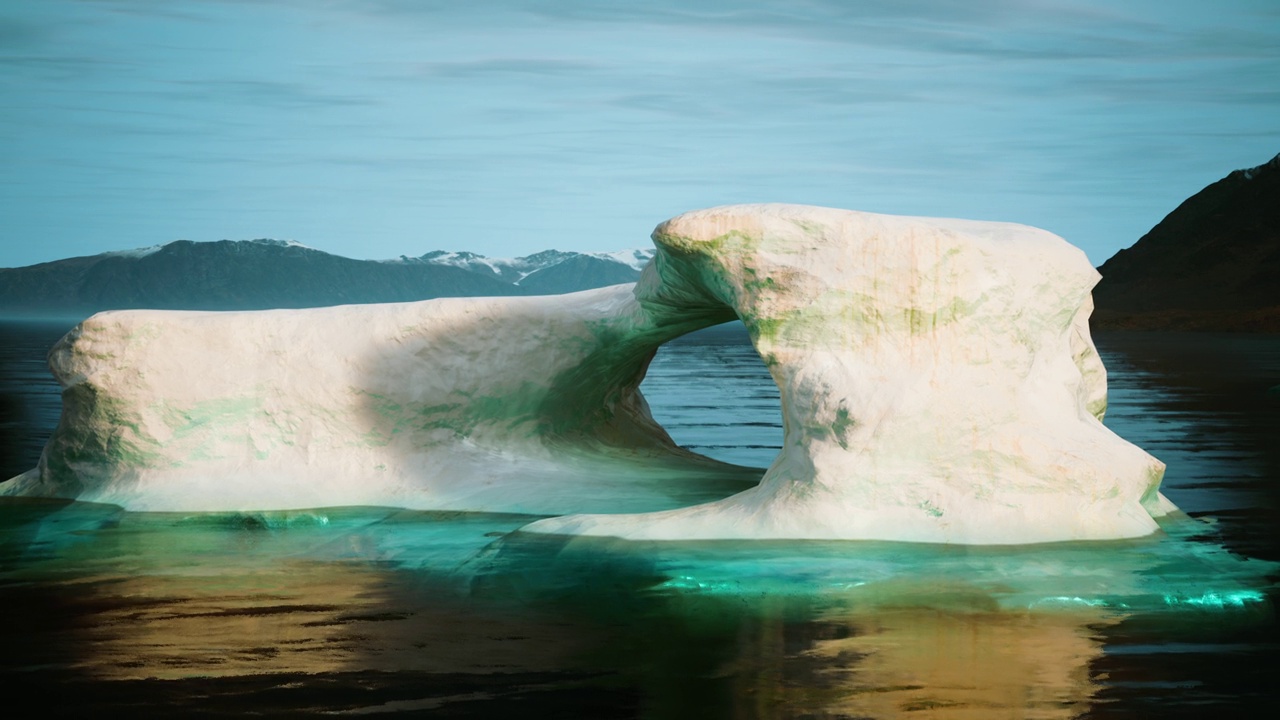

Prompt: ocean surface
xmin=1 ymin=318 xmax=1278 ymax=718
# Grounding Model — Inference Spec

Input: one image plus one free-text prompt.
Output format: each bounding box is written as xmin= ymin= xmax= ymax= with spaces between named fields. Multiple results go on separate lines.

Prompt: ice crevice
xmin=2 ymin=204 xmax=1172 ymax=544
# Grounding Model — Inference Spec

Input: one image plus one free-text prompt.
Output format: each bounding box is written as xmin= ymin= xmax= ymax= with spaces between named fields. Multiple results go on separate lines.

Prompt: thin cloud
xmin=166 ymin=79 xmax=376 ymax=109
xmin=0 ymin=54 xmax=122 ymax=81
xmin=412 ymin=58 xmax=601 ymax=80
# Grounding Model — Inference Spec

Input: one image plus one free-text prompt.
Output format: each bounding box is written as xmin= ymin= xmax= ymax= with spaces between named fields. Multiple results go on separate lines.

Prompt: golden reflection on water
xmin=792 ymin=608 xmax=1106 ymax=719
xmin=681 ymin=582 xmax=1110 ymax=720
xmin=69 ymin=558 xmax=585 ymax=681
xmin=17 ymin=508 xmax=591 ymax=683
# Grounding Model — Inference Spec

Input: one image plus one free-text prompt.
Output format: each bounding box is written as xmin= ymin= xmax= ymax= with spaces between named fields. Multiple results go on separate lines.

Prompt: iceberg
xmin=2 ymin=204 xmax=1173 ymax=543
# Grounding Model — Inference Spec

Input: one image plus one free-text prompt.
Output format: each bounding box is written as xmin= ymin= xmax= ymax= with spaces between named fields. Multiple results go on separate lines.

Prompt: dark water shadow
xmin=1095 ymin=331 xmax=1280 ymax=563
xmin=0 ymin=319 xmax=77 ymax=482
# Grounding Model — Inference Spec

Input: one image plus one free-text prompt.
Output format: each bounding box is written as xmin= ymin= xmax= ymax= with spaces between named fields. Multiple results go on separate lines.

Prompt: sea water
xmin=0 ymin=319 xmax=1277 ymax=717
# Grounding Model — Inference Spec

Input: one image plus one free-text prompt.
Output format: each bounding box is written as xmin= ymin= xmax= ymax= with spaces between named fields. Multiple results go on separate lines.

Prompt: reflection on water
xmin=0 ymin=321 xmax=1278 ymax=716
xmin=801 ymin=608 xmax=1108 ymax=719
xmin=2 ymin=501 xmax=1270 ymax=717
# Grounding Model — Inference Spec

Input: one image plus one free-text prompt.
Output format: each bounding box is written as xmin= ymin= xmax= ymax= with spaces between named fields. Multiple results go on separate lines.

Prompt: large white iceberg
xmin=2 ymin=204 xmax=1173 ymax=543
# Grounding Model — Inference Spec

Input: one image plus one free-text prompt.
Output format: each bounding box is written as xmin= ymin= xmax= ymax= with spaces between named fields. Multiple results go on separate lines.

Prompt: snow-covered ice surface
xmin=5 ymin=204 xmax=1173 ymax=544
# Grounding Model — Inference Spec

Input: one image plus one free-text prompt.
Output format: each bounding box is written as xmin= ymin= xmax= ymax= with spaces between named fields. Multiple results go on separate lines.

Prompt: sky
xmin=1 ymin=0 xmax=1277 ymax=268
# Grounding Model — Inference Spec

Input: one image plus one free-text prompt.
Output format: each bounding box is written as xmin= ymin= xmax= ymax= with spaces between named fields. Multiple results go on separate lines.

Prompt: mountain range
xmin=0 ymin=242 xmax=654 ymax=317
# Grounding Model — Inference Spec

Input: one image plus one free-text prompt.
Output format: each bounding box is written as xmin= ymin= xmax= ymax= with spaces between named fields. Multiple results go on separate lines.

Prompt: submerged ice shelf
xmin=2 ymin=500 xmax=1267 ymax=623
xmin=4 ymin=204 xmax=1173 ymax=544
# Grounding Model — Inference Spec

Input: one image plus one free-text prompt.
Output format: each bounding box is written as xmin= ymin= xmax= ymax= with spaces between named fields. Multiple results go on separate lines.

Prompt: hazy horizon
xmin=3 ymin=0 xmax=1277 ymax=268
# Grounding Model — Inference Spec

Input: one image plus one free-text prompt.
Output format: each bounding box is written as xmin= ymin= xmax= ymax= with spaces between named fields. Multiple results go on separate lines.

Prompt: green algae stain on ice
xmin=166 ymin=396 xmax=264 ymax=436
xmin=831 ymin=407 xmax=854 ymax=450
xmin=918 ymin=500 xmax=944 ymax=518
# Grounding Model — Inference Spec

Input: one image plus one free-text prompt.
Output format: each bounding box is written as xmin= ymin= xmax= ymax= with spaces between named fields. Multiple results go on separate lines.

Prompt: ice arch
xmin=2 ymin=205 xmax=1173 ymax=543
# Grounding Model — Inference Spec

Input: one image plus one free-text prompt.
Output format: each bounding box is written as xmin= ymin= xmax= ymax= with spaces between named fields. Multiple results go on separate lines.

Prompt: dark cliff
xmin=1093 ymin=153 xmax=1280 ymax=332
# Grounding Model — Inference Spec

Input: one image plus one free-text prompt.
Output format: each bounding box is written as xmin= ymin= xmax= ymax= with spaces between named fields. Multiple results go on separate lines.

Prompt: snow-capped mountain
xmin=396 ymin=248 xmax=655 ymax=289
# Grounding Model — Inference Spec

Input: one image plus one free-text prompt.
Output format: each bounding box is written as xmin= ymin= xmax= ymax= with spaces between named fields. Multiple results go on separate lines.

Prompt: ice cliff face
xmin=3 ymin=204 xmax=1172 ymax=543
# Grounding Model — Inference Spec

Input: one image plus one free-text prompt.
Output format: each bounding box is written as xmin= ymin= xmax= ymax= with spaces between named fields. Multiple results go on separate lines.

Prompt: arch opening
xmin=639 ymin=321 xmax=783 ymax=470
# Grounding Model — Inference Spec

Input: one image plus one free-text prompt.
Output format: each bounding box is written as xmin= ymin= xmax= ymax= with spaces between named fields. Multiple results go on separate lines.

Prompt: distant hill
xmin=0 ymin=240 xmax=655 ymax=317
xmin=1093 ymin=153 xmax=1280 ymax=332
